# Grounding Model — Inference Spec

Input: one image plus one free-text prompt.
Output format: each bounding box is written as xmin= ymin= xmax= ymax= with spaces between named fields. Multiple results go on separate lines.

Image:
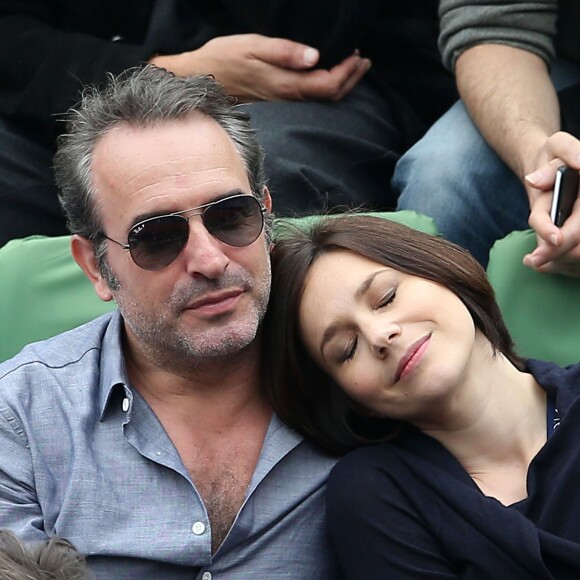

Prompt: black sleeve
xmin=217 ymin=0 xmax=378 ymax=69
xmin=0 ymin=0 xmax=152 ymax=136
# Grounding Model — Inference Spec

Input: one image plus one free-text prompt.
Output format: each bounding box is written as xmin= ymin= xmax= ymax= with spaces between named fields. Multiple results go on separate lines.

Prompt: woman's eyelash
xmin=337 ymin=287 xmax=396 ymax=364
xmin=376 ymin=289 xmax=396 ymax=309
xmin=342 ymin=337 xmax=358 ymax=362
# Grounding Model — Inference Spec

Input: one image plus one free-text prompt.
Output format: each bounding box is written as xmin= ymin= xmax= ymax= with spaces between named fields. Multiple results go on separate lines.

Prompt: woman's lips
xmin=395 ymin=334 xmax=431 ymax=382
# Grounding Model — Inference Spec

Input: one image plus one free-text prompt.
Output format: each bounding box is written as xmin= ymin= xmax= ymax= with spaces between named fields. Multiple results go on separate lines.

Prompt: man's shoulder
xmin=0 ymin=311 xmax=116 ymax=386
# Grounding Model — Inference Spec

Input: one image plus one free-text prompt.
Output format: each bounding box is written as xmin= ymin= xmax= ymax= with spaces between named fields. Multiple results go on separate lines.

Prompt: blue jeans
xmin=393 ymin=58 xmax=580 ymax=266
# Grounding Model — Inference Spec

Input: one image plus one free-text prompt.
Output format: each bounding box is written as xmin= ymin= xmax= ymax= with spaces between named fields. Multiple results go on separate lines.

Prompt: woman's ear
xmin=70 ymin=235 xmax=115 ymax=302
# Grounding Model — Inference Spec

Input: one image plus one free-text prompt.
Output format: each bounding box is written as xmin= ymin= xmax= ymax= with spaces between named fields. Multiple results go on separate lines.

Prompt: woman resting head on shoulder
xmin=265 ymin=214 xmax=580 ymax=579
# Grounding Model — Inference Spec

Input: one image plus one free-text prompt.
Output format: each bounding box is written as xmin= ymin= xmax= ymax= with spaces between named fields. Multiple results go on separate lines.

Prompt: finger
xmin=524 ymin=252 xmax=580 ymax=277
xmin=524 ymin=217 xmax=580 ymax=269
xmin=525 ymin=158 xmax=564 ymax=191
xmin=331 ymin=58 xmax=371 ymax=100
xmin=525 ymin=132 xmax=580 ymax=188
xmin=546 ymin=132 xmax=580 ymax=168
xmin=255 ymin=37 xmax=320 ymax=70
xmin=524 ymin=235 xmax=568 ymax=269
xmin=528 ymin=191 xmax=562 ymax=247
xmin=297 ymin=55 xmax=367 ymax=100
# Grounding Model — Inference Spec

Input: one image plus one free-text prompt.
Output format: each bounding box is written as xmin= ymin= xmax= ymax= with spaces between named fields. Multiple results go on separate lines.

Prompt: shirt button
xmin=202 ymin=573 xmax=212 ymax=580
xmin=122 ymin=398 xmax=129 ymax=412
xmin=192 ymin=521 xmax=206 ymax=535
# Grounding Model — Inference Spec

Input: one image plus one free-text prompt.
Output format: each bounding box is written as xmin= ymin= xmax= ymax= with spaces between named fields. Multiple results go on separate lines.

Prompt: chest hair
xmin=183 ymin=436 xmax=264 ymax=553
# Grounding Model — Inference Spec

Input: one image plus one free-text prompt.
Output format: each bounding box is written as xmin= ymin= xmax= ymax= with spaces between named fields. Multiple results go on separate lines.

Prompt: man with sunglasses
xmin=0 ymin=65 xmax=339 ymax=578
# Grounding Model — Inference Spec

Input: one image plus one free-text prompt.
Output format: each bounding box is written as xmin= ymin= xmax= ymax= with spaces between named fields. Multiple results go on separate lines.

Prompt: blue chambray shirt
xmin=0 ymin=311 xmax=339 ymax=579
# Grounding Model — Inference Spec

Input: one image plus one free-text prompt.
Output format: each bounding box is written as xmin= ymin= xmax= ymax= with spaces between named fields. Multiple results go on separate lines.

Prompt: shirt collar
xmin=94 ymin=313 xmax=307 ymax=461
xmin=98 ymin=310 xmax=130 ymax=420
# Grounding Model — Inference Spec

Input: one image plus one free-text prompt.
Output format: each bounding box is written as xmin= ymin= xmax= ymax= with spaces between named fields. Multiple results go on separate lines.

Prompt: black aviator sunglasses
xmin=101 ymin=194 xmax=267 ymax=271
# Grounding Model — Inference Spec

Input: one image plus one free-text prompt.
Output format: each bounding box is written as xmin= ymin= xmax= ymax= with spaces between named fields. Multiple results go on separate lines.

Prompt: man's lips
xmin=186 ymin=289 xmax=244 ymax=315
xmin=395 ymin=334 xmax=431 ymax=382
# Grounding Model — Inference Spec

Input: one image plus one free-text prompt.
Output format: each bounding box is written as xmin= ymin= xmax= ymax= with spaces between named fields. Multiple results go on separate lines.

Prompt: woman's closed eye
xmin=375 ymin=289 xmax=396 ymax=310
xmin=338 ymin=337 xmax=358 ymax=363
xmin=335 ymin=290 xmax=396 ymax=364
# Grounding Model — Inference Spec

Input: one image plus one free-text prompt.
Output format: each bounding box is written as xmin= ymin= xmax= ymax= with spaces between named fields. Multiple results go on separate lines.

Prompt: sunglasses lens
xmin=204 ymin=196 xmax=264 ymax=247
xmin=128 ymin=216 xmax=189 ymax=270
xmin=123 ymin=196 xmax=264 ymax=270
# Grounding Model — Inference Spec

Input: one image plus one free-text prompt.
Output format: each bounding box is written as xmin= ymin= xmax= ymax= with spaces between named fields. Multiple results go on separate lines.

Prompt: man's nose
xmin=181 ymin=218 xmax=230 ymax=278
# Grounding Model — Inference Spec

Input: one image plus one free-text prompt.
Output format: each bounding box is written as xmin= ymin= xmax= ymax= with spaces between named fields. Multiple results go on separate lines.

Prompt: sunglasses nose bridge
xmin=180 ymin=216 xmax=230 ymax=276
xmin=181 ymin=207 xmax=206 ymax=221
xmin=180 ymin=208 xmax=213 ymax=242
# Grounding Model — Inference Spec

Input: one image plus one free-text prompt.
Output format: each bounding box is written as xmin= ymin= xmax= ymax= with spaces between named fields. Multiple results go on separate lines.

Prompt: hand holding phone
xmin=550 ymin=165 xmax=579 ymax=227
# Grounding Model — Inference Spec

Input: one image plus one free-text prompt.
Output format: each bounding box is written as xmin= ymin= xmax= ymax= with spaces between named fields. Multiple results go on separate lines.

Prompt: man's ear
xmin=262 ymin=186 xmax=272 ymax=212
xmin=70 ymin=235 xmax=114 ymax=302
xmin=262 ymin=186 xmax=275 ymax=252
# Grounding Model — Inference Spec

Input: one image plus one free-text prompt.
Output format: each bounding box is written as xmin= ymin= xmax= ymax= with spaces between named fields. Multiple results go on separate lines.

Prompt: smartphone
xmin=550 ymin=165 xmax=579 ymax=227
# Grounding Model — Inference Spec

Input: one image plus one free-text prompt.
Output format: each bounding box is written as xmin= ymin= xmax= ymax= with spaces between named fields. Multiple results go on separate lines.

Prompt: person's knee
xmin=244 ymin=94 xmax=402 ymax=214
xmin=394 ymin=142 xmax=471 ymax=224
xmin=393 ymin=100 xmax=486 ymax=194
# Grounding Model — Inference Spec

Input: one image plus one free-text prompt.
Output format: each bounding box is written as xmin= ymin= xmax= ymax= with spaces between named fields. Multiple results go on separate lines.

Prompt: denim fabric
xmin=393 ymin=57 xmax=580 ymax=267
xmin=243 ymin=78 xmax=408 ymax=216
xmin=0 ymin=311 xmax=339 ymax=579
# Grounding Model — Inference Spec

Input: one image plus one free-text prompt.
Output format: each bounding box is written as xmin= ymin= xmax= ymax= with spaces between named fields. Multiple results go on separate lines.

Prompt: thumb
xmin=525 ymin=160 xmax=563 ymax=190
xmin=260 ymin=37 xmax=320 ymax=70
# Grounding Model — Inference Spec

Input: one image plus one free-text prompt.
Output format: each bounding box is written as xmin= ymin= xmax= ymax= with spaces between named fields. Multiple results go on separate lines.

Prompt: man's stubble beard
xmin=101 ymin=253 xmax=271 ymax=369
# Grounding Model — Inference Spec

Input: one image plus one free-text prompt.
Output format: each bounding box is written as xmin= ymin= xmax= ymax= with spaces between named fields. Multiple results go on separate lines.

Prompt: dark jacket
xmin=0 ymin=0 xmax=455 ymax=144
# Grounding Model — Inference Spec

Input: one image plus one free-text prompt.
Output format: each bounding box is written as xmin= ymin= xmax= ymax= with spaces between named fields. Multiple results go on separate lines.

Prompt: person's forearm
xmin=455 ymin=44 xmax=560 ymax=179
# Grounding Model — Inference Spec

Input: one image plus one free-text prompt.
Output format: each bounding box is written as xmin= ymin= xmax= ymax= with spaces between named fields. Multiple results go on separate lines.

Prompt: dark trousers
xmin=0 ymin=118 xmax=66 ymax=247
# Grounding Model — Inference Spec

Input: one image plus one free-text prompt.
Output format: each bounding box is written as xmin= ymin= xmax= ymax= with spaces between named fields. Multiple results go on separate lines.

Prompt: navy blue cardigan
xmin=327 ymin=360 xmax=580 ymax=579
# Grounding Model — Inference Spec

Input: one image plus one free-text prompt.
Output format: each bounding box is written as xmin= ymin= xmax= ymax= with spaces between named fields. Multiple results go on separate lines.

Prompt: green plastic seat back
xmin=487 ymin=229 xmax=580 ymax=366
xmin=274 ymin=210 xmax=440 ymax=236
xmin=0 ymin=236 xmax=116 ymax=362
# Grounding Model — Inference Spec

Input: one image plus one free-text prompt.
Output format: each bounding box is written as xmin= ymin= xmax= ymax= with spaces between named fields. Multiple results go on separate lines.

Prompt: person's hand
xmin=523 ymin=131 xmax=580 ymax=277
xmin=149 ymin=33 xmax=371 ymax=103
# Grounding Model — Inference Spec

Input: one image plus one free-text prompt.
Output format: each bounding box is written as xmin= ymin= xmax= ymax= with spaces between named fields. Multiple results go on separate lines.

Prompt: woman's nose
xmin=368 ymin=320 xmax=401 ymax=359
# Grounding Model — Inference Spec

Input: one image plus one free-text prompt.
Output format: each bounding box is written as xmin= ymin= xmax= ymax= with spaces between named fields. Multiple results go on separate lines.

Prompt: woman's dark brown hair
xmin=264 ymin=215 xmax=524 ymax=456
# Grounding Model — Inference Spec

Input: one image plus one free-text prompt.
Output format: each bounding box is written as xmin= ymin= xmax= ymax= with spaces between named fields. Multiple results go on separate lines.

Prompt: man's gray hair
xmin=54 ymin=65 xmax=269 ymax=262
xmin=0 ymin=530 xmax=92 ymax=579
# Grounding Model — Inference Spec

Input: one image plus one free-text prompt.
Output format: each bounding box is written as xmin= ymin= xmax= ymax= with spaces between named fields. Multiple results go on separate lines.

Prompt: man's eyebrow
xmin=127 ymin=188 xmax=248 ymax=229
xmin=319 ymin=268 xmax=390 ymax=357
